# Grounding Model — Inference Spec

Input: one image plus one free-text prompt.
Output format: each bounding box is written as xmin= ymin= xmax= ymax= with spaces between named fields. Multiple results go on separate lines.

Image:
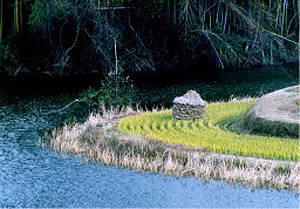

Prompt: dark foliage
xmin=0 ymin=0 xmax=298 ymax=77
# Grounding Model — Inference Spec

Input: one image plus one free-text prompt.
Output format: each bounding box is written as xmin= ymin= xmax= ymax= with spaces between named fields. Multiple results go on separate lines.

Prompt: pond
xmin=0 ymin=65 xmax=299 ymax=208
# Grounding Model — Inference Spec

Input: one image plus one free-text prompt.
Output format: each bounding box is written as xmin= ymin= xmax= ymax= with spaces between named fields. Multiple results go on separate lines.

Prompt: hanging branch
xmin=178 ymin=0 xmax=198 ymax=38
xmin=207 ymin=30 xmax=243 ymax=64
xmin=53 ymin=23 xmax=80 ymax=73
xmin=201 ymin=29 xmax=225 ymax=69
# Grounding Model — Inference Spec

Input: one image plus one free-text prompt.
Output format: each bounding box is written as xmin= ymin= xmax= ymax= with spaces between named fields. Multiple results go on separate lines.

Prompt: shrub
xmin=79 ymin=70 xmax=134 ymax=113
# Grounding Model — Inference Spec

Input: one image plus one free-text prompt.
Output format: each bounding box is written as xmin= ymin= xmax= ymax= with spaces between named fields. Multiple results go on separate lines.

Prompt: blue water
xmin=0 ymin=66 xmax=299 ymax=208
xmin=1 ymin=147 xmax=298 ymax=208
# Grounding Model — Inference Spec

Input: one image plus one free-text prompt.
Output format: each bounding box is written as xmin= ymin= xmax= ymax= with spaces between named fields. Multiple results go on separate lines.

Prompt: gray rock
xmin=237 ymin=85 xmax=299 ymax=138
xmin=172 ymin=90 xmax=206 ymax=120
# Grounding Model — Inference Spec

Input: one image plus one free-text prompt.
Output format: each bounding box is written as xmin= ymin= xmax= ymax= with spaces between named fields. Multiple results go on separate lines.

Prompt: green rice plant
xmin=46 ymin=105 xmax=300 ymax=190
xmin=118 ymin=99 xmax=299 ymax=161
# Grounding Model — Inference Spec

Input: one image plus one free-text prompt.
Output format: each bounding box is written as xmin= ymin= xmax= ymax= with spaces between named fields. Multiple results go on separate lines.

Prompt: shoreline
xmin=44 ymin=109 xmax=300 ymax=191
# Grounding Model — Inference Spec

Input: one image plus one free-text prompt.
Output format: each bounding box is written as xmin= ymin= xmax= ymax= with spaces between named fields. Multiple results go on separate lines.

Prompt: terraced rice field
xmin=118 ymin=100 xmax=299 ymax=161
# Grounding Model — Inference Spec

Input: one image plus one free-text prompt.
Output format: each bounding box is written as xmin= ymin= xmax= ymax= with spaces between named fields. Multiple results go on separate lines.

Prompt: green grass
xmin=118 ymin=100 xmax=299 ymax=161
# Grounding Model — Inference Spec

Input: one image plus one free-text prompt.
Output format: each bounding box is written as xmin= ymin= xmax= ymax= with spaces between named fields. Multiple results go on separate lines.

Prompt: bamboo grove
xmin=137 ymin=0 xmax=300 ymax=68
xmin=0 ymin=0 xmax=299 ymax=75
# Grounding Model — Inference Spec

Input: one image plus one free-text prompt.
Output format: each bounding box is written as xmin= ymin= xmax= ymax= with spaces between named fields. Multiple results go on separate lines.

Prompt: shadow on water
xmin=0 ymin=65 xmax=299 ymax=207
xmin=132 ymin=64 xmax=299 ymax=108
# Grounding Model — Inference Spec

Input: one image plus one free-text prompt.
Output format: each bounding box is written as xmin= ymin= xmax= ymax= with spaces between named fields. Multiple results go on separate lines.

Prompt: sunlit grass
xmin=118 ymin=99 xmax=299 ymax=161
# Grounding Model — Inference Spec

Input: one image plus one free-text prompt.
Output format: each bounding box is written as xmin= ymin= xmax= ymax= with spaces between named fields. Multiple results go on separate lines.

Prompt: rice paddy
xmin=118 ymin=100 xmax=299 ymax=161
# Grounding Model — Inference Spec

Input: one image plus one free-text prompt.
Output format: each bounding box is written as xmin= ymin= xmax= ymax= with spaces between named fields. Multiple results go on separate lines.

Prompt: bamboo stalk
xmin=286 ymin=12 xmax=298 ymax=34
xmin=20 ymin=0 xmax=22 ymax=35
xmin=0 ymin=0 xmax=2 ymax=40
xmin=281 ymin=0 xmax=286 ymax=35
xmin=270 ymin=39 xmax=273 ymax=64
xmin=268 ymin=0 xmax=272 ymax=15
xmin=198 ymin=0 xmax=201 ymax=22
xmin=173 ymin=0 xmax=176 ymax=25
xmin=167 ymin=0 xmax=171 ymax=21
xmin=223 ymin=4 xmax=228 ymax=33
xmin=275 ymin=0 xmax=281 ymax=30
xmin=216 ymin=0 xmax=220 ymax=25
xmin=13 ymin=0 xmax=20 ymax=37
xmin=284 ymin=0 xmax=288 ymax=34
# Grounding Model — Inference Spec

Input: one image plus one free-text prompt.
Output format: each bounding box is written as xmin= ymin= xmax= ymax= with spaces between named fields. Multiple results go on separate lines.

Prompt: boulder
xmin=238 ymin=85 xmax=300 ymax=138
xmin=172 ymin=90 xmax=206 ymax=120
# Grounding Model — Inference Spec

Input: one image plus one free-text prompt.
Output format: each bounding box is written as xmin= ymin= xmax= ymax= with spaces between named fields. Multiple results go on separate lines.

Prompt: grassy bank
xmin=118 ymin=100 xmax=299 ymax=161
xmin=45 ymin=107 xmax=300 ymax=191
xmin=1 ymin=0 xmax=299 ymax=75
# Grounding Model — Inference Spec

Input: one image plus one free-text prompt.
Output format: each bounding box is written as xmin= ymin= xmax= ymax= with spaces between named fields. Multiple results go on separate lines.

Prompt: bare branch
xmin=95 ymin=7 xmax=130 ymax=11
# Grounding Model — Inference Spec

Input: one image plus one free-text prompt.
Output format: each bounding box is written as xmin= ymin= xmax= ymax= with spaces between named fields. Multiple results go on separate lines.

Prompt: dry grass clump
xmin=118 ymin=100 xmax=299 ymax=161
xmin=44 ymin=106 xmax=300 ymax=191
